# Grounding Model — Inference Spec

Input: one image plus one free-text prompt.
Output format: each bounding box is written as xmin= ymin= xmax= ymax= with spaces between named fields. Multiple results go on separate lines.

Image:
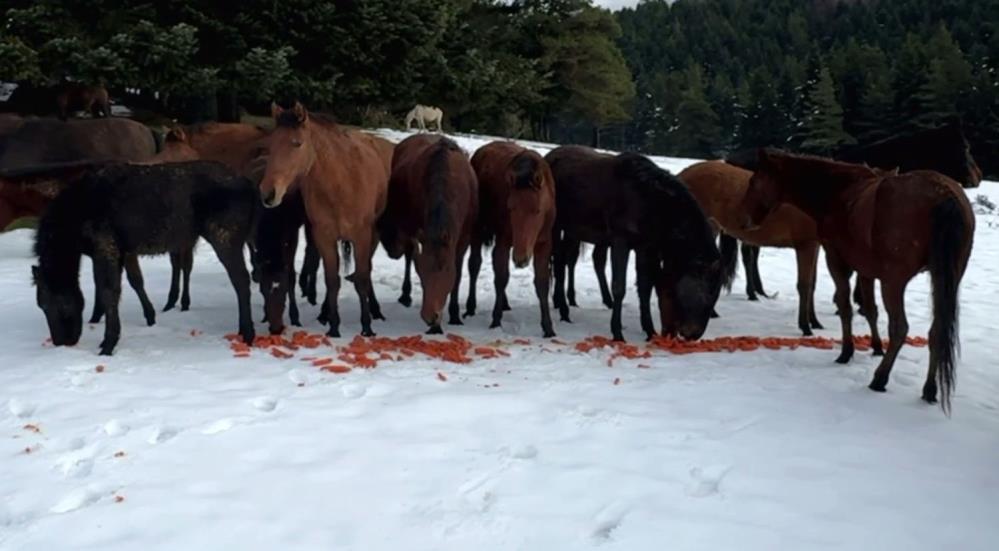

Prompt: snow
xmin=2 ymin=131 xmax=998 ymax=550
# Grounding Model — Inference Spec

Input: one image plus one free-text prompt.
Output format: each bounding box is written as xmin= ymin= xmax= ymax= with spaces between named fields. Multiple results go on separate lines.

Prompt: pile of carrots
xmin=222 ymin=329 xmax=929 ymax=374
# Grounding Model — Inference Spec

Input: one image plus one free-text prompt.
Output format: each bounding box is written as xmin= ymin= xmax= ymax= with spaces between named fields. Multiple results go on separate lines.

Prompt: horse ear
xmin=756 ymin=147 xmax=775 ymax=167
xmin=292 ymin=102 xmax=308 ymax=123
xmin=31 ymin=265 xmax=40 ymax=285
xmin=166 ymin=126 xmax=187 ymax=143
xmin=271 ymin=102 xmax=283 ymax=119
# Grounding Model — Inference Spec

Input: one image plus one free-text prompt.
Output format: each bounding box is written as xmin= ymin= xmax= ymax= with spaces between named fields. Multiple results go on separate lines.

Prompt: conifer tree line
xmin=2 ymin=0 xmax=996 ymax=176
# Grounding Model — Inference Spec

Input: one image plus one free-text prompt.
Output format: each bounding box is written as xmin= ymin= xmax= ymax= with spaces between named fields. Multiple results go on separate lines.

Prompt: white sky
xmin=594 ymin=0 xmax=643 ymax=9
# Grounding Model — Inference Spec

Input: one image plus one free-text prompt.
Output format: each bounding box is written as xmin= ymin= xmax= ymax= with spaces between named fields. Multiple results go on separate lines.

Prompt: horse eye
xmin=291 ymin=139 xmax=303 ymax=148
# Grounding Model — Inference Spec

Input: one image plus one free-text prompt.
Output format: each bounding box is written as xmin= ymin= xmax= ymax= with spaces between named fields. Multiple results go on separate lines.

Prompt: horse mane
xmin=33 ymin=178 xmax=88 ymax=286
xmin=426 ymin=139 xmax=463 ymax=251
xmin=768 ymin=149 xmax=880 ymax=180
xmin=616 ymin=152 xmax=718 ymax=261
xmin=511 ymin=151 xmax=540 ymax=189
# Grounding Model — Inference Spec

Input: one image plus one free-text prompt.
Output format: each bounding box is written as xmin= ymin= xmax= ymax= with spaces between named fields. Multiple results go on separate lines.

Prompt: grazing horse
xmin=32 ymin=161 xmax=258 ymax=355
xmin=547 ymin=145 xmax=722 ymax=342
xmin=260 ymin=102 xmax=389 ymax=338
xmin=464 ymin=141 xmax=557 ymax=337
xmin=405 ymin=105 xmax=444 ymax=132
xmin=741 ymin=149 xmax=974 ymax=411
xmin=56 ymin=82 xmax=111 ymax=120
xmin=378 ymin=134 xmax=478 ymax=333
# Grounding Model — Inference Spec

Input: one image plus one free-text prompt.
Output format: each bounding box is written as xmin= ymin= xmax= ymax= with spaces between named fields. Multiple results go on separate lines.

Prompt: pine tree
xmin=797 ymin=67 xmax=855 ymax=155
xmin=914 ymin=26 xmax=974 ymax=128
xmin=672 ymin=63 xmax=721 ymax=158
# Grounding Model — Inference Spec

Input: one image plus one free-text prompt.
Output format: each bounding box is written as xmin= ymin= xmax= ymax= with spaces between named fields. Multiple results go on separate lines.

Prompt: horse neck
xmin=777 ymin=157 xmax=875 ymax=218
xmin=425 ymin=146 xmax=459 ymax=252
xmin=35 ymin=209 xmax=83 ymax=288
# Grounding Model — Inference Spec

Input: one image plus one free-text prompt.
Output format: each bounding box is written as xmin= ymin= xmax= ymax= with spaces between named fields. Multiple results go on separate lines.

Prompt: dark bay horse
xmin=741 ymin=149 xmax=974 ymax=411
xmin=33 ymin=161 xmax=257 ymax=355
xmin=57 ymin=82 xmax=111 ymax=120
xmin=464 ymin=141 xmax=557 ymax=337
xmin=378 ymin=134 xmax=478 ymax=333
xmin=547 ymin=145 xmax=722 ymax=342
xmin=259 ymin=102 xmax=389 ymax=338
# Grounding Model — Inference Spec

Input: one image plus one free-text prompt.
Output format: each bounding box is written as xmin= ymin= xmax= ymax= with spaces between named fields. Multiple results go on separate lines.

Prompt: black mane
xmin=426 ymin=138 xmax=463 ymax=251
xmin=511 ymin=151 xmax=539 ymax=189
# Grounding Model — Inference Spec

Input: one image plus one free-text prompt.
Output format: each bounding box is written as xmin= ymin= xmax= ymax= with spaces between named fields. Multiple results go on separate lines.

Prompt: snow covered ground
xmin=1 ymin=132 xmax=997 ymax=550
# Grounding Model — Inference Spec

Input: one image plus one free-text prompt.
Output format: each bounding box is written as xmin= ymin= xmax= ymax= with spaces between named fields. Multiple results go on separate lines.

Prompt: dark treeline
xmin=617 ymin=0 xmax=999 ymax=176
xmin=2 ymin=0 xmax=996 ymax=175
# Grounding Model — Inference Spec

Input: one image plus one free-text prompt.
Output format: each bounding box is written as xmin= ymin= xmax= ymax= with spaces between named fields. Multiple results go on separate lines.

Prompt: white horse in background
xmin=405 ymin=104 xmax=443 ymax=132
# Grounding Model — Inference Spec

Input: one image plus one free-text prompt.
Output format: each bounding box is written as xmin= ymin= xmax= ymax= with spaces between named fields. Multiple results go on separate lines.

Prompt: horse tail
xmin=928 ymin=196 xmax=968 ymax=413
xmin=150 ymin=127 xmax=165 ymax=154
xmin=341 ymin=241 xmax=353 ymax=274
xmin=718 ymin=233 xmax=738 ymax=293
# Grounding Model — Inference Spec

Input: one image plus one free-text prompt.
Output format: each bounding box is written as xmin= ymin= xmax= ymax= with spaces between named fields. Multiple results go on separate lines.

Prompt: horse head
xmin=739 ymin=148 xmax=784 ymax=230
xmin=260 ymin=102 xmax=316 ymax=208
xmin=507 ymin=151 xmax=553 ymax=268
xmin=32 ymin=264 xmax=84 ymax=346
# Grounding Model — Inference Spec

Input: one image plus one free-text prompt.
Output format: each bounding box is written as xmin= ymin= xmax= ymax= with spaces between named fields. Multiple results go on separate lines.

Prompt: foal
xmin=465 ymin=141 xmax=557 ymax=337
xmin=33 ymin=161 xmax=257 ymax=355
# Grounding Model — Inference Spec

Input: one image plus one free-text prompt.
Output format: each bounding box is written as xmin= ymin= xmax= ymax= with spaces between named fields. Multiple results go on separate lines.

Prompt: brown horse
xmin=741 ymin=149 xmax=974 ymax=411
xmin=378 ymin=134 xmax=478 ymax=333
xmin=464 ymin=141 xmax=557 ymax=337
xmin=260 ymin=102 xmax=390 ymax=337
xmin=681 ymin=161 xmax=827 ymax=338
xmin=56 ymin=82 xmax=111 ymax=120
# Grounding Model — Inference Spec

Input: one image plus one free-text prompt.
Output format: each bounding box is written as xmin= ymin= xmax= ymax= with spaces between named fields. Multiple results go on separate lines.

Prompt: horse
xmin=260 ymin=102 xmax=390 ymax=338
xmin=32 ymin=161 xmax=258 ymax=355
xmin=56 ymin=82 xmax=111 ymax=120
xmin=464 ymin=141 xmax=557 ymax=337
xmin=404 ymin=105 xmax=444 ymax=132
xmin=740 ymin=149 xmax=974 ymax=411
xmin=837 ymin=120 xmax=983 ymax=189
xmin=378 ymin=134 xmax=478 ymax=333
xmin=547 ymin=145 xmax=722 ymax=342
xmin=0 ymin=117 xmax=157 ymax=173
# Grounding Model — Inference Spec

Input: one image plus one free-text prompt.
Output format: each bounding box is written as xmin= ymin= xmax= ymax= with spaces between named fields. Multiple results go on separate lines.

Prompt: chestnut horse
xmin=547 ymin=146 xmax=722 ymax=342
xmin=464 ymin=141 xmax=557 ymax=337
xmin=680 ymin=161 xmax=827 ymax=337
xmin=741 ymin=149 xmax=974 ymax=411
xmin=260 ymin=102 xmax=389 ymax=338
xmin=378 ymin=134 xmax=477 ymax=333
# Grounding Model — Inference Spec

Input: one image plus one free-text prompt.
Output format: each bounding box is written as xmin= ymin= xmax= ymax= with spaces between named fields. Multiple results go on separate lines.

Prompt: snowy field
xmin=1 ymin=131 xmax=997 ymax=550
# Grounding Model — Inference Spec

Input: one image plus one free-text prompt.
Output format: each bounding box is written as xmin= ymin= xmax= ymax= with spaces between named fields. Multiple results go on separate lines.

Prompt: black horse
xmin=255 ymin=190 xmax=328 ymax=335
xmin=547 ymin=146 xmax=722 ymax=342
xmin=33 ymin=161 xmax=258 ymax=355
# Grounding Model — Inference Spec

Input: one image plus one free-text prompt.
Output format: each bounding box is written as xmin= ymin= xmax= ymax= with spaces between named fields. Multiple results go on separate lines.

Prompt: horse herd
xmin=6 ymin=102 xmax=982 ymax=411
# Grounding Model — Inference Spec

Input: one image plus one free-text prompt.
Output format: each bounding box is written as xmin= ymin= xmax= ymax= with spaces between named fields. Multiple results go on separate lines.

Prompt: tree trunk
xmin=591 ymin=126 xmax=601 ymax=148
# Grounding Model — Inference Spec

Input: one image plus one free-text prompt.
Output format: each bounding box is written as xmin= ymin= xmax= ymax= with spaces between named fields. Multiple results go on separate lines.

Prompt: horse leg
xmin=448 ymin=244 xmax=468 ymax=326
xmin=609 ymin=242 xmax=630 ymax=342
xmin=89 ymin=262 xmax=106 ymax=324
xmin=795 ymin=243 xmax=819 ymax=336
xmin=552 ymin=235 xmax=572 ymax=322
xmin=534 ymin=239 xmax=556 ymax=338
xmin=856 ymin=276 xmax=883 ymax=356
xmin=593 ymin=244 xmax=613 ymax=309
xmin=869 ymin=279 xmax=909 ymax=393
xmin=163 ymin=252 xmax=181 ymax=312
xmin=742 ymin=242 xmax=759 ymax=301
xmin=318 ymin=236 xmax=342 ymax=337
xmin=853 ymin=282 xmax=866 ymax=316
xmin=180 ymin=247 xmax=193 ymax=311
xmin=490 ymin=241 xmax=512 ymax=330
xmin=399 ymin=251 xmax=414 ymax=307
xmin=636 ymin=250 xmax=657 ymax=341
xmin=656 ymin=279 xmax=677 ymax=337
xmin=749 ymin=245 xmax=771 ymax=299
xmin=300 ymin=223 xmax=319 ymax=305
xmin=210 ymin=242 xmax=255 ymax=346
xmin=124 ymin=255 xmax=156 ymax=327
xmin=349 ymin=235 xmax=376 ymax=337
xmin=366 ymin=234 xmax=385 ymax=322
xmin=825 ymin=249 xmax=855 ymax=364
xmin=809 ymin=247 xmax=823 ymax=330
xmin=94 ymin=256 xmax=124 ymax=355
xmin=566 ymin=241 xmax=580 ymax=308
xmin=465 ymin=240 xmax=482 ymax=317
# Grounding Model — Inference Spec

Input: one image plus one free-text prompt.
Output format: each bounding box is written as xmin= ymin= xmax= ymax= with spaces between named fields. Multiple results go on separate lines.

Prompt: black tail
xmin=928 ymin=196 xmax=968 ymax=413
xmin=341 ymin=241 xmax=353 ymax=274
xmin=718 ymin=234 xmax=738 ymax=293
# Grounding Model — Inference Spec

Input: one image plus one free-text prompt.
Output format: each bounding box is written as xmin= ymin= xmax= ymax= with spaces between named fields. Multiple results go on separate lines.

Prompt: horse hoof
xmin=489 ymin=321 xmax=501 ymax=329
xmin=503 ymin=305 xmax=512 ymax=312
xmin=872 ymin=349 xmax=884 ymax=357
xmin=449 ymin=317 xmax=463 ymax=326
xmin=291 ymin=320 xmax=302 ymax=327
xmin=801 ymin=328 xmax=813 ymax=337
xmin=327 ymin=328 xmax=341 ymax=338
xmin=612 ymin=334 xmax=626 ymax=343
xmin=398 ymin=296 xmax=412 ymax=308
xmin=463 ymin=310 xmax=476 ymax=318
xmin=543 ymin=329 xmax=556 ymax=339
xmin=426 ymin=325 xmax=443 ymax=335
xmin=269 ymin=326 xmax=284 ymax=336
xmin=868 ymin=381 xmax=887 ymax=393
xmin=145 ymin=316 xmax=156 ymax=327
xmin=811 ymin=321 xmax=824 ymax=330
xmin=747 ymin=295 xmax=759 ymax=302
xmin=361 ymin=329 xmax=376 ymax=337
xmin=921 ymin=389 xmax=938 ymax=404
xmin=89 ymin=315 xmax=102 ymax=324
xmin=181 ymin=305 xmax=190 ymax=312
xmin=835 ymin=353 xmax=852 ymax=364
xmin=372 ymin=314 xmax=386 ymax=321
